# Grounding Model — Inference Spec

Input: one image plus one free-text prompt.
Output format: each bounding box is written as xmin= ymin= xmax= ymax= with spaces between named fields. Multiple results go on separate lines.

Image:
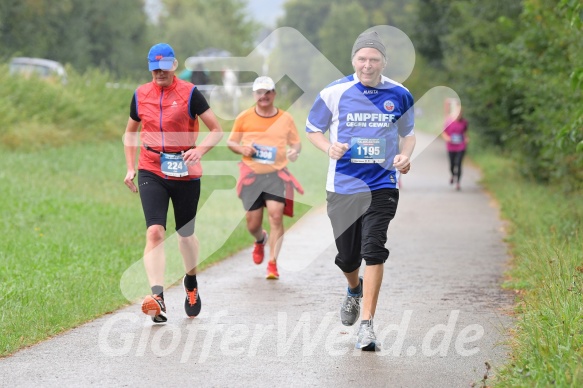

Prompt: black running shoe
xmin=183 ymin=275 xmax=202 ymax=317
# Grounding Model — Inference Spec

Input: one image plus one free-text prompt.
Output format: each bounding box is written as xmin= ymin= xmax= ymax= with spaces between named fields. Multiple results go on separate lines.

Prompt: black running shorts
xmin=138 ymin=170 xmax=201 ymax=237
xmin=326 ymin=188 xmax=399 ymax=273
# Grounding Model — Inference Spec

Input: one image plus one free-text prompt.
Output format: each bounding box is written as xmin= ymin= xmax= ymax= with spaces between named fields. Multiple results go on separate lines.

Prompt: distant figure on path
xmin=441 ymin=104 xmax=469 ymax=191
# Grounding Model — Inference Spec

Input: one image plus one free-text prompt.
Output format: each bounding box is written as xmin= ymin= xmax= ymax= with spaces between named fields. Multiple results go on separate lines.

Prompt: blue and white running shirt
xmin=306 ymin=73 xmax=415 ymax=194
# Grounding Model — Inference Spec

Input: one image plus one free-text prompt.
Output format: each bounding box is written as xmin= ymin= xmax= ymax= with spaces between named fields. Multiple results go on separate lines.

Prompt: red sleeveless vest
xmin=136 ymin=76 xmax=202 ymax=179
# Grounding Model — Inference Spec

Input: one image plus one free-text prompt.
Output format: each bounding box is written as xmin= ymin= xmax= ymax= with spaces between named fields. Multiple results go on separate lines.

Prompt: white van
xmin=9 ymin=57 xmax=68 ymax=84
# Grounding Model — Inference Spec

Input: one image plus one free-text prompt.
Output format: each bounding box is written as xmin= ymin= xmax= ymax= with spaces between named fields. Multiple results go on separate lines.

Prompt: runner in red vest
xmin=123 ymin=43 xmax=223 ymax=323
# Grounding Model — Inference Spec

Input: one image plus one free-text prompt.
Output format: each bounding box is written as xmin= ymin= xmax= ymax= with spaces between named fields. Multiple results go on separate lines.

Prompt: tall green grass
xmin=0 ymin=66 xmax=133 ymax=150
xmin=473 ymin=144 xmax=583 ymax=387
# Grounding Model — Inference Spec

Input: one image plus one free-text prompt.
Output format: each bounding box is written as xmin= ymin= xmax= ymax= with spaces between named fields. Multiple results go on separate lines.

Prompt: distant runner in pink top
xmin=441 ymin=110 xmax=469 ymax=190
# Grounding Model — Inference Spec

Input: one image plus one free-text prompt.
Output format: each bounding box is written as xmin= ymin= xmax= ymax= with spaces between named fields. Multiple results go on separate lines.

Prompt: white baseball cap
xmin=252 ymin=76 xmax=275 ymax=91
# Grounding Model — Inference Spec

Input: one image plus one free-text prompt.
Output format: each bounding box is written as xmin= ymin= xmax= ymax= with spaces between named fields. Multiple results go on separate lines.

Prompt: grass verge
xmin=472 ymin=146 xmax=583 ymax=387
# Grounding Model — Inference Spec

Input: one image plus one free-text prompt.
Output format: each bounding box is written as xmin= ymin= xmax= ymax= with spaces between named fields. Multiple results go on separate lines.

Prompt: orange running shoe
xmin=252 ymin=230 xmax=268 ymax=265
xmin=183 ymin=275 xmax=201 ymax=318
xmin=266 ymin=260 xmax=279 ymax=280
xmin=142 ymin=294 xmax=167 ymax=323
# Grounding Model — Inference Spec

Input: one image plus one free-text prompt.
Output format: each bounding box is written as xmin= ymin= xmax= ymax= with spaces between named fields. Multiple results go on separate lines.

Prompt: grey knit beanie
xmin=351 ymin=31 xmax=386 ymax=59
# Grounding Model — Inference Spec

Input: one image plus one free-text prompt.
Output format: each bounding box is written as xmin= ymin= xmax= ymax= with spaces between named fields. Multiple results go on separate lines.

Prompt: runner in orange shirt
xmin=227 ymin=76 xmax=303 ymax=279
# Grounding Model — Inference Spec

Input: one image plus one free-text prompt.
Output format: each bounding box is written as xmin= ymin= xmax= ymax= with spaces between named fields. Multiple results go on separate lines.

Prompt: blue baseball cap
xmin=147 ymin=43 xmax=176 ymax=71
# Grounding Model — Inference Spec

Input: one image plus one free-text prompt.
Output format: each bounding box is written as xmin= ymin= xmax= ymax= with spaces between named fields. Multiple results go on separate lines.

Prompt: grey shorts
xmin=240 ymin=172 xmax=285 ymax=211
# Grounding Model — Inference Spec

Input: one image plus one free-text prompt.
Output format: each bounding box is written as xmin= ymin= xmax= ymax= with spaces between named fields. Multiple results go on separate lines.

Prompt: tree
xmin=412 ymin=0 xmax=450 ymax=67
xmin=57 ymin=0 xmax=150 ymax=77
xmin=0 ymin=0 xmax=71 ymax=61
xmin=435 ymin=0 xmax=582 ymax=191
xmin=277 ymin=0 xmax=420 ymax=98
xmin=156 ymin=0 xmax=259 ymax=58
xmin=0 ymin=0 xmax=150 ymax=78
xmin=318 ymin=2 xmax=368 ymax=75
xmin=438 ymin=0 xmax=522 ymax=145
xmin=278 ymin=0 xmax=330 ymax=48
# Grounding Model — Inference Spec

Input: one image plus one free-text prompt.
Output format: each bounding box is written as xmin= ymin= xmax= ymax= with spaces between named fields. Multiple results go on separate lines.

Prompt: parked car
xmin=9 ymin=57 xmax=68 ymax=84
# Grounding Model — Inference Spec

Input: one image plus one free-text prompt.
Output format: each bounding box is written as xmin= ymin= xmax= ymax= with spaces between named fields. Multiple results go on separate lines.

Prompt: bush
xmin=0 ymin=65 xmax=135 ymax=150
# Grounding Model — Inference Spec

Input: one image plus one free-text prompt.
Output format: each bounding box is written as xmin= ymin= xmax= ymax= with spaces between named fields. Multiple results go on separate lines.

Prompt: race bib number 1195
xmin=350 ymin=137 xmax=386 ymax=163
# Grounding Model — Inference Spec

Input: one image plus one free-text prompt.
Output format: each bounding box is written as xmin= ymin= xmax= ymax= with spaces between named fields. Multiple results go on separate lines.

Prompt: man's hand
xmin=287 ymin=148 xmax=299 ymax=162
xmin=393 ymin=154 xmax=411 ymax=174
xmin=239 ymin=145 xmax=256 ymax=157
xmin=399 ymin=163 xmax=411 ymax=174
xmin=328 ymin=142 xmax=350 ymax=160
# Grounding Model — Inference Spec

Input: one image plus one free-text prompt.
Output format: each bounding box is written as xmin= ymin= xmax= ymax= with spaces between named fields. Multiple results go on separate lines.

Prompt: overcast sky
xmin=143 ymin=0 xmax=285 ymax=27
xmin=245 ymin=0 xmax=286 ymax=26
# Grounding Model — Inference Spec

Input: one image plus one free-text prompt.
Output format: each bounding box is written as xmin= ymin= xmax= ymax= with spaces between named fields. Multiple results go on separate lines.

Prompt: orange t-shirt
xmin=229 ymin=107 xmax=301 ymax=174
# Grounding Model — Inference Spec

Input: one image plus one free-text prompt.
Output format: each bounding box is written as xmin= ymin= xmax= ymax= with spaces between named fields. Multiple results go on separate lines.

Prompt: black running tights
xmin=448 ymin=150 xmax=465 ymax=183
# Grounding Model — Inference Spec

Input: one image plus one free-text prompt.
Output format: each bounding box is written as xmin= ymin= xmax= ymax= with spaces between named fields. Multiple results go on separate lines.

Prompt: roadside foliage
xmin=424 ymin=0 xmax=582 ymax=192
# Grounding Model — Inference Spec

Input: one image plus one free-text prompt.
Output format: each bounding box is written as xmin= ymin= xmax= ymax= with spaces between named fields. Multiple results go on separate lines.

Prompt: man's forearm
xmin=307 ymin=131 xmax=330 ymax=153
xmin=400 ymin=135 xmax=416 ymax=158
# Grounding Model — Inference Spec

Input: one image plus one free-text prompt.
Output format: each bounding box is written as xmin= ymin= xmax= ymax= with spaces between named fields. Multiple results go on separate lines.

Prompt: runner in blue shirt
xmin=306 ymin=30 xmax=416 ymax=351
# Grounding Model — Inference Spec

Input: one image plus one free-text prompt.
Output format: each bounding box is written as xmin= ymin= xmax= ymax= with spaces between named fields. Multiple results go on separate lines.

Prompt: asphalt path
xmin=0 ymin=133 xmax=514 ymax=387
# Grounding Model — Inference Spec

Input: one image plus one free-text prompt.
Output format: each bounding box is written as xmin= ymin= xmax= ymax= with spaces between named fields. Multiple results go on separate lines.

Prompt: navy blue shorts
xmin=138 ymin=170 xmax=200 ymax=237
xmin=326 ymin=188 xmax=399 ymax=273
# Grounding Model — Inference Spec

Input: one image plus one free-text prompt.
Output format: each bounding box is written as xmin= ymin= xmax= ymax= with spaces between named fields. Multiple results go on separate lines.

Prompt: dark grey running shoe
xmin=355 ymin=319 xmax=380 ymax=351
xmin=340 ymin=276 xmax=363 ymax=326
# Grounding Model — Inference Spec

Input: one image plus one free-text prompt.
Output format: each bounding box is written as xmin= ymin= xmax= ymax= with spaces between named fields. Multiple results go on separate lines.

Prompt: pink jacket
xmin=444 ymin=118 xmax=468 ymax=152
